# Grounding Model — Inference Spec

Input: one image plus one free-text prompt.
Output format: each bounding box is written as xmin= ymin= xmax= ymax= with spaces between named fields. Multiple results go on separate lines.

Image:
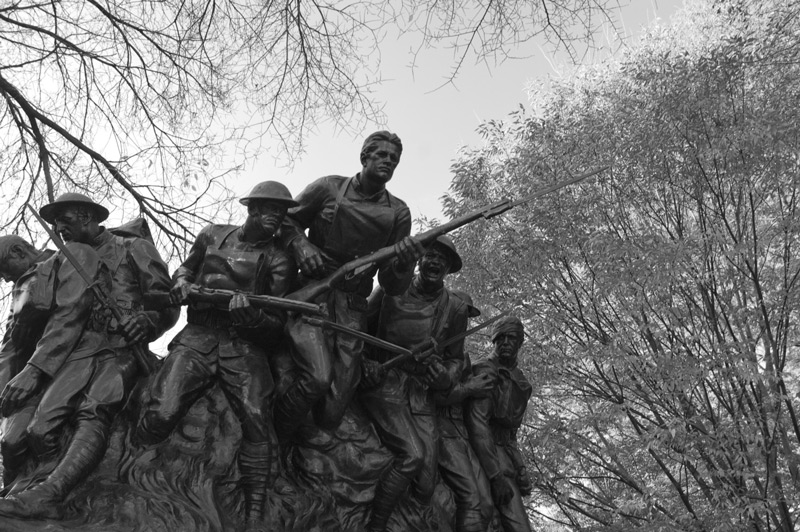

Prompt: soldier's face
xmin=0 ymin=250 xmax=31 ymax=283
xmin=247 ymin=201 xmax=287 ymax=237
xmin=360 ymin=141 xmax=400 ymax=186
xmin=53 ymin=207 xmax=92 ymax=243
xmin=493 ymin=331 xmax=522 ymax=363
xmin=418 ymin=245 xmax=452 ymax=285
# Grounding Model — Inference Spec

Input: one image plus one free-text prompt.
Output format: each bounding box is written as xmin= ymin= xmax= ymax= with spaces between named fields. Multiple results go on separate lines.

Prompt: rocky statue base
xmin=0 ymin=379 xmax=457 ymax=532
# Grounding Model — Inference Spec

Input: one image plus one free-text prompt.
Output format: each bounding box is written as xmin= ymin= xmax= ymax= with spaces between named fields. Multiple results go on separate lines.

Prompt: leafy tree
xmin=447 ymin=1 xmax=800 ymax=530
xmin=0 ymin=0 xmax=618 ymax=254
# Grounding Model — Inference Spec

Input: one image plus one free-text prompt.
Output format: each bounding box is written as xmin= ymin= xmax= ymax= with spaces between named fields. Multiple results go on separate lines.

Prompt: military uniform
xmin=0 ymin=244 xmax=111 ymax=495
xmin=278 ymin=175 xmax=414 ymax=431
xmin=361 ymin=277 xmax=469 ymax=531
xmin=466 ymin=356 xmax=533 ymax=532
xmin=138 ymin=223 xmax=295 ymax=526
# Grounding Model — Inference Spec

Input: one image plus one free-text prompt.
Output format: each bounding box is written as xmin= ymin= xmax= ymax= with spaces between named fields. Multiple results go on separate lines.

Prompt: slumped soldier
xmin=360 ymin=236 xmax=469 ymax=532
xmin=0 ymin=235 xmax=112 ymax=517
xmin=136 ymin=181 xmax=297 ymax=532
xmin=465 ymin=315 xmax=533 ymax=532
xmin=277 ymin=131 xmax=423 ymax=434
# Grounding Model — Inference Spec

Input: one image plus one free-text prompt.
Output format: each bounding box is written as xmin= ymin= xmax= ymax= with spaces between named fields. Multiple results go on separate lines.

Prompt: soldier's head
xmin=359 ymin=131 xmax=403 ymax=189
xmin=418 ymin=235 xmax=462 ymax=289
xmin=491 ymin=315 xmax=524 ymax=367
xmin=0 ymin=235 xmax=39 ymax=283
xmin=239 ymin=181 xmax=298 ymax=240
xmin=40 ymin=193 xmax=108 ymax=244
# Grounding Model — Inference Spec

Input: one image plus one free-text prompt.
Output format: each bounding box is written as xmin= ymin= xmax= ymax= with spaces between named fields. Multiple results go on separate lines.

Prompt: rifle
xmin=144 ymin=287 xmax=325 ymax=316
xmin=27 ymin=205 xmax=157 ymax=375
xmin=286 ymin=167 xmax=607 ymax=303
xmin=379 ymin=310 xmax=511 ymax=371
xmin=301 ymin=316 xmax=413 ymax=358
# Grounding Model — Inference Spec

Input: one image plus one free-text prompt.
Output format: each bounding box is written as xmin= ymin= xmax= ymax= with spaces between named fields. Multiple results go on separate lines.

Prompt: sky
xmin=240 ymin=0 xmax=683 ymax=223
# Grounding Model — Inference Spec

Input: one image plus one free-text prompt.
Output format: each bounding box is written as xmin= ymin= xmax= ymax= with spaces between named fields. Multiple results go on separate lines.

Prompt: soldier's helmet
xmin=39 ymin=192 xmax=110 ymax=224
xmin=239 ymin=181 xmax=299 ymax=207
xmin=430 ymin=235 xmax=463 ymax=273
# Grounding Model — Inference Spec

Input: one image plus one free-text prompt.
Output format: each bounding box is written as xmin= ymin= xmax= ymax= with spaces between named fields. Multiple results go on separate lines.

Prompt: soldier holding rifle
xmin=0 ymin=190 xmax=178 ymax=517
xmin=135 ymin=181 xmax=297 ymax=532
xmin=276 ymin=131 xmax=425 ymax=435
xmin=0 ymin=235 xmax=109 ymax=517
xmin=359 ymin=235 xmax=469 ymax=532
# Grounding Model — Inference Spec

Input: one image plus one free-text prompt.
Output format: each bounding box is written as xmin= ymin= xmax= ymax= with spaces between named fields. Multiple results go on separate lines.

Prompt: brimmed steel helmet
xmin=239 ymin=181 xmax=298 ymax=207
xmin=39 ymin=193 xmax=110 ymax=224
xmin=430 ymin=235 xmax=463 ymax=273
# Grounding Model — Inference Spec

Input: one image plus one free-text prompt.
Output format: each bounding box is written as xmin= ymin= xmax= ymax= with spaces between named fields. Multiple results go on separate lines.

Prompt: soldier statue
xmin=435 ymin=291 xmax=495 ymax=532
xmin=465 ymin=315 xmax=533 ymax=532
xmin=276 ymin=130 xmax=424 ymax=435
xmin=360 ymin=235 xmax=469 ymax=532
xmin=135 ymin=181 xmax=297 ymax=532
xmin=0 ymin=233 xmax=112 ymax=517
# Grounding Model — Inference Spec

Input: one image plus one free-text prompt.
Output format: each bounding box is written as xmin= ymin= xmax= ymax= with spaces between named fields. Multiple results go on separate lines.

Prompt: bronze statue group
xmin=0 ymin=131 xmax=533 ymax=532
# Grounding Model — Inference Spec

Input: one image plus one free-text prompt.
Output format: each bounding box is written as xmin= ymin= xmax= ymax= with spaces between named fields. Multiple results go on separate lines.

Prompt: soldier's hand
xmin=291 ymin=238 xmax=325 ymax=278
xmin=423 ymin=358 xmax=450 ymax=389
xmin=464 ymin=373 xmax=495 ymax=398
xmin=121 ymin=312 xmax=154 ymax=344
xmin=490 ymin=475 xmax=515 ymax=507
xmin=361 ymin=359 xmax=387 ymax=389
xmin=393 ymin=236 xmax=425 ymax=271
xmin=0 ymin=365 xmax=44 ymax=417
xmin=170 ymin=278 xmax=194 ymax=305
xmin=229 ymin=293 xmax=263 ymax=326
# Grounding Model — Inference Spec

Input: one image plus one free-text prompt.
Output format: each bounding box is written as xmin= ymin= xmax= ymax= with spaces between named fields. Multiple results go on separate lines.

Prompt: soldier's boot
xmin=240 ymin=440 xmax=272 ymax=532
xmin=0 ymin=421 xmax=108 ymax=519
xmin=367 ymin=467 xmax=414 ymax=532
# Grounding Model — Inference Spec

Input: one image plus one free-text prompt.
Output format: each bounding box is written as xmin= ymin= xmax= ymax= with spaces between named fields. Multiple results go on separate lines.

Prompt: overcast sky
xmin=240 ymin=0 xmax=682 ymax=223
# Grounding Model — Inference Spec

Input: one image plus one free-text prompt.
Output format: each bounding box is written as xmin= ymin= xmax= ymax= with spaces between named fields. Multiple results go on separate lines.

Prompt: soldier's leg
xmin=136 ymin=343 xmax=217 ymax=445
xmin=314 ymin=291 xmax=367 ymax=427
xmin=361 ymin=375 xmax=425 ymax=532
xmin=0 ymin=354 xmax=137 ymax=518
xmin=496 ymin=449 xmax=532 ymax=532
xmin=274 ymin=313 xmax=333 ymax=438
xmin=411 ymin=413 xmax=439 ymax=504
xmin=217 ymin=338 xmax=277 ymax=532
xmin=0 ymin=403 xmax=35 ymax=491
xmin=439 ymin=435 xmax=493 ymax=532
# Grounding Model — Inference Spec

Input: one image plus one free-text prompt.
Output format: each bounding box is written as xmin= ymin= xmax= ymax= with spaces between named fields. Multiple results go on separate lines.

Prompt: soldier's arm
xmin=377 ymin=206 xmax=414 ymax=296
xmin=280 ymin=178 xmax=329 ymax=248
xmin=440 ymin=304 xmax=468 ymax=388
xmin=129 ymin=238 xmax=179 ymax=341
xmin=464 ymin=363 xmax=502 ymax=481
xmin=172 ymin=226 xmax=214 ymax=284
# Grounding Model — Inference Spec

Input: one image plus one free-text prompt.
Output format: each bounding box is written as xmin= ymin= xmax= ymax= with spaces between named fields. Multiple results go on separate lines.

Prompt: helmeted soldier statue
xmin=135 ymin=181 xmax=297 ymax=532
xmin=0 ymin=233 xmax=114 ymax=518
xmin=434 ymin=291 xmax=495 ymax=532
xmin=276 ymin=131 xmax=424 ymax=435
xmin=359 ymin=235 xmax=469 ymax=532
xmin=465 ymin=315 xmax=533 ymax=532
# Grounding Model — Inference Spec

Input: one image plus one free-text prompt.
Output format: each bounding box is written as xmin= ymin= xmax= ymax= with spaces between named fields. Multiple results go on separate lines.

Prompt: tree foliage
xmin=0 ymin=0 xmax=618 ymax=256
xmin=448 ymin=1 xmax=800 ymax=529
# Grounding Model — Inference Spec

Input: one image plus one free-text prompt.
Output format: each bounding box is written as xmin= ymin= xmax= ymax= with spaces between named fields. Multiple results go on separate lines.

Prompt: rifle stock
xmin=286 ymin=167 xmax=607 ymax=303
